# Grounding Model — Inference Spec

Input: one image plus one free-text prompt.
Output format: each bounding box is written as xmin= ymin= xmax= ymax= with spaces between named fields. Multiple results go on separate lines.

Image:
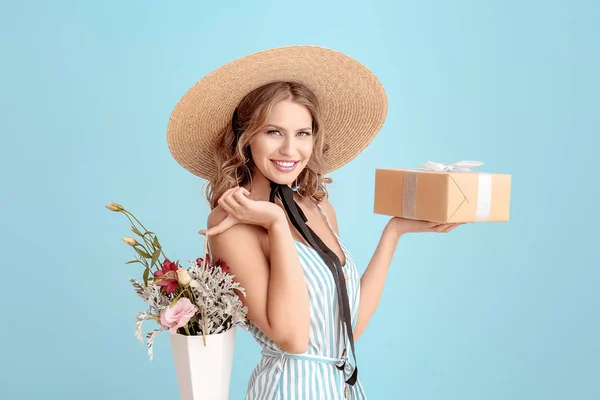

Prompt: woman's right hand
xmin=200 ymin=187 xmax=285 ymax=236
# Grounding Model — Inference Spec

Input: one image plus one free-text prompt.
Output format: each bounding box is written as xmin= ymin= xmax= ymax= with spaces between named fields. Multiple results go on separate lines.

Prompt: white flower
xmin=177 ymin=267 xmax=192 ymax=286
xmin=122 ymin=237 xmax=139 ymax=246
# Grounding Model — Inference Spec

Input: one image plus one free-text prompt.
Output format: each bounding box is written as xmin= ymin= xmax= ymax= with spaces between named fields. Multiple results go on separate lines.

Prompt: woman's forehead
xmin=266 ymin=101 xmax=312 ymax=128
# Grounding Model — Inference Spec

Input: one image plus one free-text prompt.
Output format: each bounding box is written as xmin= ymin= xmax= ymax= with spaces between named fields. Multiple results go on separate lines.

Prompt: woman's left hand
xmin=388 ymin=217 xmax=465 ymax=238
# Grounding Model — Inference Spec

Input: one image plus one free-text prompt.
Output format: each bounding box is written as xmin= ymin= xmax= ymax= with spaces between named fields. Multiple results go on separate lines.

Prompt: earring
xmin=297 ymin=173 xmax=320 ymax=198
xmin=292 ymin=178 xmax=301 ymax=191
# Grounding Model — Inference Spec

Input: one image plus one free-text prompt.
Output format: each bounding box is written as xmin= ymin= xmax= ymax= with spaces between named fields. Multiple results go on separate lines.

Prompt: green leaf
xmin=126 ymin=259 xmax=143 ymax=265
xmin=144 ymin=231 xmax=155 ymax=236
xmin=143 ymin=267 xmax=150 ymax=286
xmin=152 ymin=235 xmax=161 ymax=249
xmin=131 ymin=224 xmax=143 ymax=237
xmin=151 ymin=248 xmax=160 ymax=269
xmin=135 ymin=247 xmax=152 ymax=259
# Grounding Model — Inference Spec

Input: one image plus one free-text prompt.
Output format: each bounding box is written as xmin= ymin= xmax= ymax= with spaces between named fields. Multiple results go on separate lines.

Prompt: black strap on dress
xmin=268 ymin=181 xmax=358 ymax=386
xmin=231 ymin=108 xmax=358 ymax=386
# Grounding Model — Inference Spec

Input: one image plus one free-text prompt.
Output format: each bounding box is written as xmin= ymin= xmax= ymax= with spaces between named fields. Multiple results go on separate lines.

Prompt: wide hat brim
xmin=167 ymin=45 xmax=388 ymax=180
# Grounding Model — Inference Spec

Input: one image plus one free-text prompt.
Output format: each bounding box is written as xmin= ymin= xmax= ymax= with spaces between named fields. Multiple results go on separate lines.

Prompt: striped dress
xmin=245 ymin=204 xmax=367 ymax=400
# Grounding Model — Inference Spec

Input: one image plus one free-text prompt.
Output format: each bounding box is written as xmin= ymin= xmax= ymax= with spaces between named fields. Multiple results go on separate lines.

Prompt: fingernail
xmin=198 ymin=229 xmax=206 ymax=235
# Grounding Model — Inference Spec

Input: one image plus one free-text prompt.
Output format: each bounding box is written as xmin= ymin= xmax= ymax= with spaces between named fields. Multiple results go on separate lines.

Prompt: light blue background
xmin=1 ymin=0 xmax=598 ymax=399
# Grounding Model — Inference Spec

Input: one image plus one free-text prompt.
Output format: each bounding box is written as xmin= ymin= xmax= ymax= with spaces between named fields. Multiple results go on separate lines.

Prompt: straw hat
xmin=166 ymin=45 xmax=388 ymax=180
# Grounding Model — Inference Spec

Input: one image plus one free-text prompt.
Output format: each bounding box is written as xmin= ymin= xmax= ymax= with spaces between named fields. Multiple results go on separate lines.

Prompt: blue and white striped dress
xmin=245 ymin=204 xmax=367 ymax=400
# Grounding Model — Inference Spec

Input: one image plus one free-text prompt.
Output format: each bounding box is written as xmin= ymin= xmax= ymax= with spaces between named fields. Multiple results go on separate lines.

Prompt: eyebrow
xmin=266 ymin=124 xmax=312 ymax=132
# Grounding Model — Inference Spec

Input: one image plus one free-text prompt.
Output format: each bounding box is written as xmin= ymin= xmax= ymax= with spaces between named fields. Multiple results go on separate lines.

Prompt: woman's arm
xmin=353 ymin=221 xmax=399 ymax=340
xmin=207 ymin=206 xmax=311 ymax=354
xmin=321 ymin=199 xmax=462 ymax=341
xmin=320 ymin=199 xmax=399 ymax=341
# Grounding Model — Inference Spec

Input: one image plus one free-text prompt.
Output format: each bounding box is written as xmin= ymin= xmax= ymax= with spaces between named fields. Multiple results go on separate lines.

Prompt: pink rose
xmin=160 ymin=298 xmax=198 ymax=334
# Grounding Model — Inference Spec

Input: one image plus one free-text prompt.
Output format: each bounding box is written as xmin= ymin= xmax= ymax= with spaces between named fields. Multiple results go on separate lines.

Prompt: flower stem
xmin=121 ymin=213 xmax=155 ymax=258
xmin=123 ymin=210 xmax=168 ymax=261
xmin=185 ymin=287 xmax=195 ymax=303
xmin=169 ymin=287 xmax=186 ymax=305
xmin=120 ymin=211 xmax=165 ymax=264
xmin=123 ymin=209 xmax=150 ymax=233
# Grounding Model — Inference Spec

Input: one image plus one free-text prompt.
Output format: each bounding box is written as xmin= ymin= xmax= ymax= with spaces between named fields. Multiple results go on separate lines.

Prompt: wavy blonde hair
xmin=203 ymin=81 xmax=332 ymax=210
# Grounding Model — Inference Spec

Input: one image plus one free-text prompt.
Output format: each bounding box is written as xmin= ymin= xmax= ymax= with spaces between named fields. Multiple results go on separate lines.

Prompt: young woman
xmin=167 ymin=46 xmax=462 ymax=400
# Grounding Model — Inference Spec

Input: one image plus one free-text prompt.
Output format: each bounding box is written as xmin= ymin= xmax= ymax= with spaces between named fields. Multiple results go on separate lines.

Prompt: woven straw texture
xmin=167 ymin=45 xmax=388 ymax=180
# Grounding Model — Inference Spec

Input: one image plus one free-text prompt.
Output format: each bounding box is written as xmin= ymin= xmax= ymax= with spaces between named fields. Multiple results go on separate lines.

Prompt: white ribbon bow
xmin=420 ymin=160 xmax=484 ymax=172
xmin=403 ymin=159 xmax=492 ymax=221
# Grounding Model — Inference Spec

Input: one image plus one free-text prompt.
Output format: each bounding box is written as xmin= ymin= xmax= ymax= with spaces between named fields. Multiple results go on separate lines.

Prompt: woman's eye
xmin=266 ymin=130 xmax=311 ymax=136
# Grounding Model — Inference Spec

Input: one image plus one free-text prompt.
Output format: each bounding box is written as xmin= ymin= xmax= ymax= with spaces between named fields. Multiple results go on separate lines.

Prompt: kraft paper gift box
xmin=373 ymin=161 xmax=511 ymax=223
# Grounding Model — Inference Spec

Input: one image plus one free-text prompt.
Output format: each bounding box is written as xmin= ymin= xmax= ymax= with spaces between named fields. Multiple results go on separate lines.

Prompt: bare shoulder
xmin=206 ymin=205 xmax=228 ymax=231
xmin=206 ymin=205 xmax=264 ymax=257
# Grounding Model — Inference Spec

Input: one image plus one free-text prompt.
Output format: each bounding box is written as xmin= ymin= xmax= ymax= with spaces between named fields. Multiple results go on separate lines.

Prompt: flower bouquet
xmin=106 ymin=202 xmax=249 ymax=400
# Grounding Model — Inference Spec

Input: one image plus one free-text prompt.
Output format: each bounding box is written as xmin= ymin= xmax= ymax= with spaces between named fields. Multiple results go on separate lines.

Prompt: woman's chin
xmin=268 ymin=175 xmax=295 ymax=186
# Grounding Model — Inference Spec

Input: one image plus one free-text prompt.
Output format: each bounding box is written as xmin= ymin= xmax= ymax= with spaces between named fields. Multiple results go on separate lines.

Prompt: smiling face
xmin=249 ymin=99 xmax=314 ymax=186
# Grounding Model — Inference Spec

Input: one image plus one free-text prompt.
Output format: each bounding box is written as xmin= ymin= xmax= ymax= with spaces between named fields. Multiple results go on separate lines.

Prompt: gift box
xmin=373 ymin=161 xmax=511 ymax=223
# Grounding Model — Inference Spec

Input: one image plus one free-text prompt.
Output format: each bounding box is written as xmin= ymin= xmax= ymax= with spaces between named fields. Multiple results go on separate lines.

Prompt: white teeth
xmin=273 ymin=161 xmax=296 ymax=167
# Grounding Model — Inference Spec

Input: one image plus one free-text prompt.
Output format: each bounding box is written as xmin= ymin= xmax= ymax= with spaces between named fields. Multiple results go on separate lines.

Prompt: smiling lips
xmin=271 ymin=159 xmax=299 ymax=172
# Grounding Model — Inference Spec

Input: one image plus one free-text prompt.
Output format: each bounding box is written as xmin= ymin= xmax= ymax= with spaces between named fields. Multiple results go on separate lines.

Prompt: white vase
xmin=169 ymin=327 xmax=236 ymax=400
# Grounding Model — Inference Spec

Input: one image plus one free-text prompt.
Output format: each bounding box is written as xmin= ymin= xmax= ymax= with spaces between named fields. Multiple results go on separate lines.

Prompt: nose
xmin=279 ymin=136 xmax=295 ymax=156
